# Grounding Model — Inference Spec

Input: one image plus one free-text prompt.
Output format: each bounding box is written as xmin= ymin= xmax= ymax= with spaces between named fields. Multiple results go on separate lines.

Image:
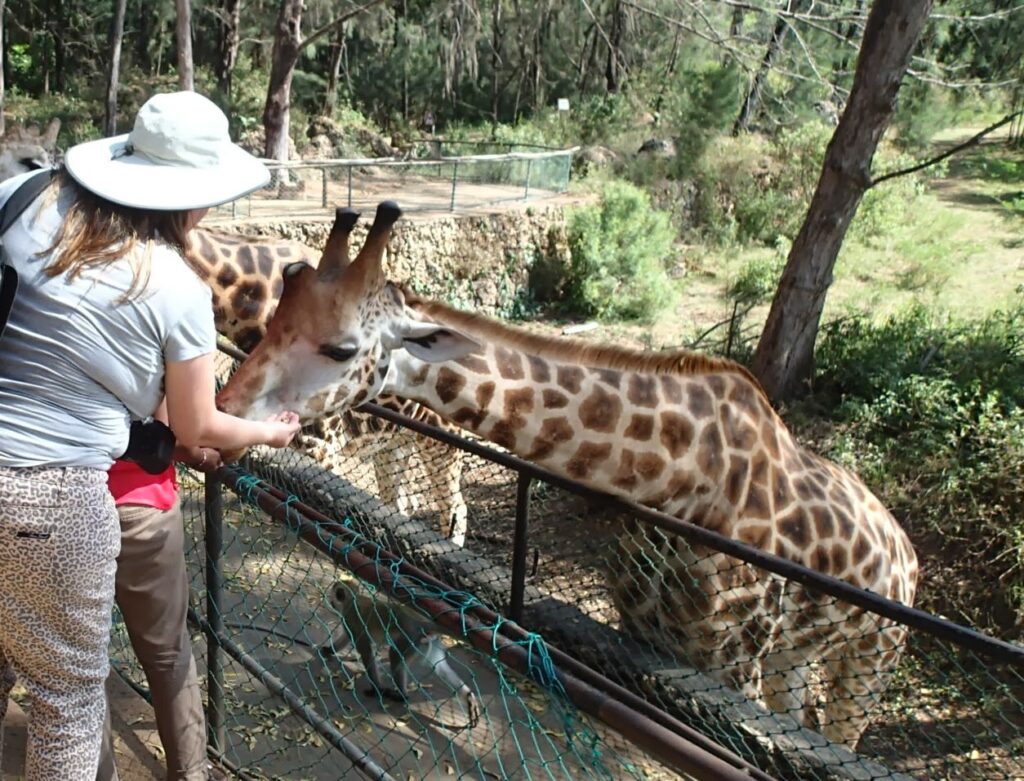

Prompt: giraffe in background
xmin=0 ymin=118 xmax=61 ymax=181
xmin=217 ymin=202 xmax=919 ymax=747
xmin=191 ymin=218 xmax=469 ymax=545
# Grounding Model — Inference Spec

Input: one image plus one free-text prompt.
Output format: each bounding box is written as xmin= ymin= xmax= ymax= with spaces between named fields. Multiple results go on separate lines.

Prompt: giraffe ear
xmin=400 ymin=321 xmax=481 ymax=363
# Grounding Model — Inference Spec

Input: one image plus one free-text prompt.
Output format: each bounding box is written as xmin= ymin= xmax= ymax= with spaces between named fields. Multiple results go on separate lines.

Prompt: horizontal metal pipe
xmin=239 ymin=468 xmax=777 ymax=781
xmin=217 ymin=465 xmax=765 ymax=781
xmin=357 ymin=401 xmax=1024 ymax=667
xmin=187 ymin=606 xmax=397 ymax=781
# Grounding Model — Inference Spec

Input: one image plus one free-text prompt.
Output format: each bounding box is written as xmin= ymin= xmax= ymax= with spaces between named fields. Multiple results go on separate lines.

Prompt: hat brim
xmin=65 ymin=135 xmax=271 ymax=211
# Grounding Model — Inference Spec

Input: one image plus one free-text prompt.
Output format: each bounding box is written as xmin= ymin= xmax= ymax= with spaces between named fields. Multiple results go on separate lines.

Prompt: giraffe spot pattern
xmin=526 ymin=416 xmax=574 ymax=461
xmin=659 ymin=412 xmax=695 ymax=459
xmin=556 ymin=365 xmax=585 ymax=394
xmin=435 ymin=367 xmax=466 ymax=404
xmin=542 ymin=389 xmax=569 ymax=409
xmin=623 ymin=413 xmax=654 ymax=441
xmin=627 ymin=374 xmax=659 ymax=408
xmin=455 ymin=354 xmax=490 ymax=374
xmin=578 ymin=384 xmax=622 ymax=433
xmin=527 ymin=355 xmax=551 ymax=383
xmin=495 ymin=346 xmax=525 ymax=379
xmin=567 ymin=441 xmax=613 ymax=480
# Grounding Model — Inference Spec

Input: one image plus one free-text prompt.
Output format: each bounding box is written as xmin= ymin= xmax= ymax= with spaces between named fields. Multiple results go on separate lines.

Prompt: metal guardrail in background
xmin=212 ymin=146 xmax=579 ymax=220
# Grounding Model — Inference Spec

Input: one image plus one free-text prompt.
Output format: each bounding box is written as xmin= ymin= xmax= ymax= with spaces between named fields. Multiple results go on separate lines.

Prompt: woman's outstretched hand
xmin=264 ymin=411 xmax=302 ymax=448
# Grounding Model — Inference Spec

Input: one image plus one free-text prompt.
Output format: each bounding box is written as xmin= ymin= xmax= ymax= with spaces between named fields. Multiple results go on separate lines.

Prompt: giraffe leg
xmin=416 ymin=439 xmax=467 ymax=547
xmin=820 ymin=623 xmax=906 ymax=748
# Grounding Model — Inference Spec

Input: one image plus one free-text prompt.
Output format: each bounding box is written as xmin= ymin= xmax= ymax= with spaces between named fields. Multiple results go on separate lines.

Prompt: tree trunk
xmin=732 ymin=2 xmax=799 ymax=135
xmin=54 ymin=0 xmax=66 ymax=92
xmin=750 ymin=0 xmax=935 ymax=403
xmin=263 ymin=0 xmax=303 ymax=164
xmin=104 ymin=0 xmax=128 ymax=136
xmin=176 ymin=0 xmax=194 ymax=91
xmin=216 ymin=0 xmax=242 ymax=103
xmin=0 ymin=0 xmax=5 ymax=137
xmin=136 ymin=0 xmax=150 ymax=72
xmin=604 ymin=0 xmax=624 ymax=93
xmin=323 ymin=21 xmax=345 ymax=115
xmin=490 ymin=0 xmax=502 ymax=126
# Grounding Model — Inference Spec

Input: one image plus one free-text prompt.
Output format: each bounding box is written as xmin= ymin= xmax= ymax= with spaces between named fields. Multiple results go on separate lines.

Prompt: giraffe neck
xmin=191 ymin=228 xmax=319 ymax=351
xmin=385 ymin=316 xmax=784 ymax=524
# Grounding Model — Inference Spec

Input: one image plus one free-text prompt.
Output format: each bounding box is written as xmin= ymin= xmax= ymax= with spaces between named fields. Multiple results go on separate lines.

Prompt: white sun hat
xmin=64 ymin=91 xmax=270 ymax=211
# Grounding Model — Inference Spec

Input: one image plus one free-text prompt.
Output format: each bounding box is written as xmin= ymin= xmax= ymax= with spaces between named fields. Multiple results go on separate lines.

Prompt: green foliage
xmin=727 ymin=240 xmax=789 ymax=305
xmin=554 ymin=181 xmax=678 ymax=322
xmin=810 ymin=301 xmax=1024 ymax=637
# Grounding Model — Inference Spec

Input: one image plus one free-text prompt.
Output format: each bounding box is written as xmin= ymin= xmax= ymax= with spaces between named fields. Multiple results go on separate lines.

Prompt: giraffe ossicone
xmin=217 ymin=201 xmax=919 ymax=748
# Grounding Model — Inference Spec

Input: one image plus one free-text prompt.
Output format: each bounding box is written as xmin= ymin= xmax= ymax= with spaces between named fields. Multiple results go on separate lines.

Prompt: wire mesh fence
xmin=208 ymin=146 xmax=576 ymax=223
xmin=107 ymin=459 xmax=701 ymax=780
xmin=107 ymin=350 xmax=1024 ymax=780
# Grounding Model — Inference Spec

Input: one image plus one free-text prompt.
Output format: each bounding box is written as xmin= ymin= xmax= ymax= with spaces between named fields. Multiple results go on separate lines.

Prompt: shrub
xmin=809 ymin=301 xmax=1024 ymax=638
xmin=552 ymin=181 xmax=678 ymax=321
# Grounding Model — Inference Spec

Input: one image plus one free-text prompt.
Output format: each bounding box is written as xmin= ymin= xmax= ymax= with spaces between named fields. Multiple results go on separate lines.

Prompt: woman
xmin=0 ymin=91 xmax=301 ymax=780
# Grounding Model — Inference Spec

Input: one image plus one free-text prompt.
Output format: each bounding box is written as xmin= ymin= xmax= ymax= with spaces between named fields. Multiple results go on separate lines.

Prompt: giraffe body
xmin=217 ymin=203 xmax=919 ymax=746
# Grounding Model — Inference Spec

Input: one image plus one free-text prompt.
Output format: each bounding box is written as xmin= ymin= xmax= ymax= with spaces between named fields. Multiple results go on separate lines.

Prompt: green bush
xmin=809 ymin=301 xmax=1024 ymax=638
xmin=553 ymin=181 xmax=678 ymax=321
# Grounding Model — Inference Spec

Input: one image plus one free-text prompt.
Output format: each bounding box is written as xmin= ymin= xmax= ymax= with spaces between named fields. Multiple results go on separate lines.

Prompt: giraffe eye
xmin=319 ymin=344 xmax=358 ymax=362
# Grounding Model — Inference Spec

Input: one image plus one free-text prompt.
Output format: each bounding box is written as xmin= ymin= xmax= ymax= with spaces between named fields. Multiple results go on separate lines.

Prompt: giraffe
xmin=0 ymin=118 xmax=61 ymax=181
xmin=216 ymin=202 xmax=920 ymax=748
xmin=190 ymin=217 xmax=469 ymax=546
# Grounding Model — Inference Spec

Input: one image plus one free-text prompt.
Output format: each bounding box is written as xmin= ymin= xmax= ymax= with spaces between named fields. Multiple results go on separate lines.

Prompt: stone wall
xmin=215 ymin=205 xmax=573 ymax=318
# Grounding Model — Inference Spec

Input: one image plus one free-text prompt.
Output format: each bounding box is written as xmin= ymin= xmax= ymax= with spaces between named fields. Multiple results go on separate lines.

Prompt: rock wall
xmin=215 ymin=205 xmax=573 ymax=318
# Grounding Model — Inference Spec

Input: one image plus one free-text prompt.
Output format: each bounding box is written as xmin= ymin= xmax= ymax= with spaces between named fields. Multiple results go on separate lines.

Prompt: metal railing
xmin=212 ymin=146 xmax=578 ymax=222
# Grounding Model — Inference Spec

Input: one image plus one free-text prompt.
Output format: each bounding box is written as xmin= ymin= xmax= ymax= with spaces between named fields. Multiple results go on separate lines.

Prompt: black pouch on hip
xmin=122 ymin=418 xmax=176 ymax=474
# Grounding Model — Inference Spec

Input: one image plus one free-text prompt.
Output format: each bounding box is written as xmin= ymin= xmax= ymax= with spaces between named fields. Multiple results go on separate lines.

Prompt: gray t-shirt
xmin=0 ymin=170 xmax=215 ymax=468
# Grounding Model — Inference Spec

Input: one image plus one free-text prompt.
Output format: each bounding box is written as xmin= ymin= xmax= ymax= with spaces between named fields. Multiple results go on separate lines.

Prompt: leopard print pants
xmin=0 ymin=465 xmax=120 ymax=781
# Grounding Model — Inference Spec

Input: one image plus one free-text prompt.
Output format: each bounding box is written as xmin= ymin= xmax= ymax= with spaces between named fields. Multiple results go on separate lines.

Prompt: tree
xmin=732 ymin=1 xmax=804 ymax=135
xmin=104 ymin=0 xmax=128 ymax=136
xmin=176 ymin=0 xmax=194 ymax=91
xmin=216 ymin=0 xmax=242 ymax=103
xmin=751 ymin=0 xmax=935 ymax=403
xmin=263 ymin=0 xmax=386 ymax=166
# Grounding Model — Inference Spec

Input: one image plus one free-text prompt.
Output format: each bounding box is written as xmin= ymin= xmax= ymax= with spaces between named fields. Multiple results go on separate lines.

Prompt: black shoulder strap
xmin=0 ymin=168 xmax=57 ymax=236
xmin=1 ymin=169 xmax=57 ymax=339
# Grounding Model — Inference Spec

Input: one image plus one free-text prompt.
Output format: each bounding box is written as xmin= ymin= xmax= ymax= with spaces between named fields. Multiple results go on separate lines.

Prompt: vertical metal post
xmin=449 ymin=160 xmax=459 ymax=211
xmin=204 ymin=473 xmax=226 ymax=754
xmin=231 ymin=199 xmax=236 ymax=220
xmin=524 ymin=159 xmax=533 ymax=200
xmin=347 ymin=166 xmax=353 ymax=208
xmin=509 ymin=473 xmax=533 ymax=623
xmin=321 ymin=167 xmax=328 ymax=209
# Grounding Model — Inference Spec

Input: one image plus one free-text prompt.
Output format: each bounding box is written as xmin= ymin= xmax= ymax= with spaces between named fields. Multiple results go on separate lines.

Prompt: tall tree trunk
xmin=490 ymin=0 xmax=503 ymax=126
xmin=323 ymin=21 xmax=345 ymax=115
xmin=604 ymin=0 xmax=624 ymax=93
xmin=104 ymin=0 xmax=128 ymax=136
xmin=54 ymin=0 xmax=66 ymax=92
xmin=217 ymin=0 xmax=242 ymax=103
xmin=263 ymin=0 xmax=303 ymax=164
xmin=0 ymin=0 xmax=5 ymax=137
xmin=732 ymin=2 xmax=798 ymax=135
xmin=751 ymin=0 xmax=935 ymax=403
xmin=263 ymin=0 xmax=386 ymax=164
xmin=176 ymin=0 xmax=194 ymax=90
xmin=136 ymin=0 xmax=150 ymax=72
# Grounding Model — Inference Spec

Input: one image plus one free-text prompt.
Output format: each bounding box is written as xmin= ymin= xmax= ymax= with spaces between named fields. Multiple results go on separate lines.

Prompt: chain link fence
xmin=209 ymin=144 xmax=577 ymax=222
xmin=108 ymin=351 xmax=1024 ymax=780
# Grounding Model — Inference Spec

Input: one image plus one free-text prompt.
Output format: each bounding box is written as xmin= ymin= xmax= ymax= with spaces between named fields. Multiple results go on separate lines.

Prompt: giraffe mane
xmin=398 ymin=285 xmax=771 ymax=403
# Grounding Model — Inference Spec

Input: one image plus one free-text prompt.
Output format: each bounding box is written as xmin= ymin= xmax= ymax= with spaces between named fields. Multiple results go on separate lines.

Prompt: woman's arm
xmin=164 ymin=352 xmax=300 ymax=450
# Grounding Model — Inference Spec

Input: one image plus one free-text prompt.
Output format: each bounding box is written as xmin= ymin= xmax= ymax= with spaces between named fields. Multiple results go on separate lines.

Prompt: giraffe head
xmin=0 ymin=118 xmax=61 ymax=181
xmin=217 ymin=201 xmax=479 ymax=422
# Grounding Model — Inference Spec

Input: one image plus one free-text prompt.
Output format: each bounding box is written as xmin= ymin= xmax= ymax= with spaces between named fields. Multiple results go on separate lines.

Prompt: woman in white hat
xmin=0 ymin=91 xmax=301 ymax=780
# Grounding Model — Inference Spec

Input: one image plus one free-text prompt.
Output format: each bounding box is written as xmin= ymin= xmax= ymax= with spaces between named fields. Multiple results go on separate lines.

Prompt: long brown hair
xmin=43 ymin=170 xmax=199 ymax=300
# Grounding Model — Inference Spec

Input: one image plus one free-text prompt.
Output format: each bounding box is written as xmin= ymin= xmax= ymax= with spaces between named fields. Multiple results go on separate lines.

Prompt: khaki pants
xmin=97 ymin=500 xmax=207 ymax=781
xmin=0 ymin=466 xmax=120 ymax=781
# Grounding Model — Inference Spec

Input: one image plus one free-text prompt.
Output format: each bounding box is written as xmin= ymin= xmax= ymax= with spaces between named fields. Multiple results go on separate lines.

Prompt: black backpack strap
xmin=0 ymin=169 xmax=57 ymax=339
xmin=0 ymin=168 xmax=57 ymax=235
